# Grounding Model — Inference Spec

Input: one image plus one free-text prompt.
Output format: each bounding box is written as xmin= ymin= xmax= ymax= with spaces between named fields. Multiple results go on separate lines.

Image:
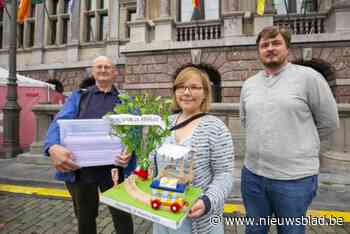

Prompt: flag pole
xmin=1 ymin=0 xmax=22 ymax=158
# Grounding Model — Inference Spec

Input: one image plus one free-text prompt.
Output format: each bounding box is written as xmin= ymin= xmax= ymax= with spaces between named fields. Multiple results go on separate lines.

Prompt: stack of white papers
xmin=58 ymin=119 xmax=123 ymax=167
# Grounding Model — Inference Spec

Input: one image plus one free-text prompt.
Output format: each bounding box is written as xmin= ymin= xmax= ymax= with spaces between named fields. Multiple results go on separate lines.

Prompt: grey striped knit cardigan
xmin=168 ymin=114 xmax=235 ymax=234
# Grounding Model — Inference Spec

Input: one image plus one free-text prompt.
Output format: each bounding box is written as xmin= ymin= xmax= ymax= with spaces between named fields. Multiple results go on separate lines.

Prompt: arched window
xmin=201 ymin=65 xmax=221 ymax=102
xmin=179 ymin=0 xmax=219 ymax=22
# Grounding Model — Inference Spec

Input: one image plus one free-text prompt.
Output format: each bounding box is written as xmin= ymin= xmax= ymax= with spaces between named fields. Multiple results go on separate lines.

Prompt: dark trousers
xmin=66 ymin=177 xmax=133 ymax=234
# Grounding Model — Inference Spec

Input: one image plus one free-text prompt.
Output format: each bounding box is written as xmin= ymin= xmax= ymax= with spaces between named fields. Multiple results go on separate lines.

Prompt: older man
xmin=240 ymin=26 xmax=339 ymax=234
xmin=44 ymin=56 xmax=134 ymax=234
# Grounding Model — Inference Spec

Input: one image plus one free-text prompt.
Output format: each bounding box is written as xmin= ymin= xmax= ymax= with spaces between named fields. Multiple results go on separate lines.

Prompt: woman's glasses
xmin=175 ymin=85 xmax=203 ymax=94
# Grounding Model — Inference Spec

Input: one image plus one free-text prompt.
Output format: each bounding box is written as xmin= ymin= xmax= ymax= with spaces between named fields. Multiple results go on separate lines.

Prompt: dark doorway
xmin=293 ymin=58 xmax=334 ymax=82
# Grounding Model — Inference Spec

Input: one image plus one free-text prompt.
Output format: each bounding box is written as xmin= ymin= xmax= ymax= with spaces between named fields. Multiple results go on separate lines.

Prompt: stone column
xmin=325 ymin=0 xmax=350 ymax=33
xmin=223 ymin=12 xmax=244 ymax=39
xmin=136 ymin=0 xmax=145 ymax=19
xmin=31 ymin=3 xmax=45 ymax=65
xmin=240 ymin=0 xmax=255 ymax=12
xmin=129 ymin=0 xmax=149 ymax=43
xmin=154 ymin=0 xmax=174 ymax=41
xmin=106 ymin=0 xmax=120 ymax=59
xmin=320 ymin=104 xmax=350 ymax=174
xmin=160 ymin=0 xmax=170 ymax=17
xmin=17 ymin=104 xmax=61 ymax=165
xmin=66 ymin=0 xmax=81 ymax=63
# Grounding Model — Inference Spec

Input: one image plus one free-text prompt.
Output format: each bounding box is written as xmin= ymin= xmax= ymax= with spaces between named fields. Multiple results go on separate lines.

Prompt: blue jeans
xmin=241 ymin=166 xmax=318 ymax=234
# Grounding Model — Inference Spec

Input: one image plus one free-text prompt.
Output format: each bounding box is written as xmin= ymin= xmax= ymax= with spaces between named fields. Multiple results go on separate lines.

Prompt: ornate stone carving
xmin=191 ymin=49 xmax=202 ymax=65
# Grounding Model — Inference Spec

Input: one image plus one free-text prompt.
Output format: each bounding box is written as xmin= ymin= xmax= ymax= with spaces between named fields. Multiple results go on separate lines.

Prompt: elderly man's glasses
xmin=94 ymin=65 xmax=113 ymax=71
xmin=175 ymin=85 xmax=203 ymax=94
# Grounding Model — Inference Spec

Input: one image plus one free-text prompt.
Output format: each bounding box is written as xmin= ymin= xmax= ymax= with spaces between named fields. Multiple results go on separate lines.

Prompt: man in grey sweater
xmin=239 ymin=26 xmax=339 ymax=234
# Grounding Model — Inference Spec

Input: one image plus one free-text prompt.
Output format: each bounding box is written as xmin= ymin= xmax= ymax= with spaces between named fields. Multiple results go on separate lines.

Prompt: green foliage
xmin=107 ymin=94 xmax=172 ymax=170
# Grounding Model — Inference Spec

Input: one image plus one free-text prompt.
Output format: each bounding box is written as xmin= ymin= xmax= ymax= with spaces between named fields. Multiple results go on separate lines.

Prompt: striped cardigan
xmin=167 ymin=114 xmax=234 ymax=234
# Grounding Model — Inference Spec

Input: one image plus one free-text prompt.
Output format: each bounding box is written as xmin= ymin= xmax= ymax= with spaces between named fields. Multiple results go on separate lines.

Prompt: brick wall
xmin=21 ymin=45 xmax=350 ymax=103
xmin=123 ymin=45 xmax=350 ymax=103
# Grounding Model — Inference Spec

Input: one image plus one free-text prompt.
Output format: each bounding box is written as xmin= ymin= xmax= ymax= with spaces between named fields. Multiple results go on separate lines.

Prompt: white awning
xmin=0 ymin=67 xmax=55 ymax=89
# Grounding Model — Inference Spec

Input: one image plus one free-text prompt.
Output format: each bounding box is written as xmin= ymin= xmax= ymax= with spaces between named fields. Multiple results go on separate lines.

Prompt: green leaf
xmin=106 ymin=94 xmax=172 ymax=170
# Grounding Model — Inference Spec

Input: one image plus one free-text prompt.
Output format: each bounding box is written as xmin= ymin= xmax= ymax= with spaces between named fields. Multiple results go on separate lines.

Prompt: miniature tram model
xmin=150 ymin=177 xmax=188 ymax=213
xmin=123 ymin=143 xmax=194 ymax=213
xmin=149 ymin=153 xmax=193 ymax=213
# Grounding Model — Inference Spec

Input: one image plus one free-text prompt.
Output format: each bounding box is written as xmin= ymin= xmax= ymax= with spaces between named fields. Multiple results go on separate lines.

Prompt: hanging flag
xmin=68 ymin=0 xmax=75 ymax=15
xmin=17 ymin=0 xmax=31 ymax=23
xmin=191 ymin=0 xmax=204 ymax=20
xmin=0 ymin=0 xmax=5 ymax=10
xmin=257 ymin=0 xmax=266 ymax=16
xmin=32 ymin=0 xmax=43 ymax=4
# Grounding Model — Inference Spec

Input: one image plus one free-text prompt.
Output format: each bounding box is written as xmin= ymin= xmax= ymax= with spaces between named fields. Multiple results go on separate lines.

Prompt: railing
xmin=274 ymin=13 xmax=328 ymax=34
xmin=175 ymin=20 xmax=222 ymax=42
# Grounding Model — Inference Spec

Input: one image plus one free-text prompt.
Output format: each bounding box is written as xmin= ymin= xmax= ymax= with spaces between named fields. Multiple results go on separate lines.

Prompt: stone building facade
xmin=0 ymin=0 xmax=349 ymax=103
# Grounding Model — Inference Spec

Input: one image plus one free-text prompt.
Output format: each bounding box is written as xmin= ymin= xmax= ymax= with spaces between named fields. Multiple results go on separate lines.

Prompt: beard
xmin=260 ymin=54 xmax=288 ymax=69
xmin=262 ymin=60 xmax=284 ymax=69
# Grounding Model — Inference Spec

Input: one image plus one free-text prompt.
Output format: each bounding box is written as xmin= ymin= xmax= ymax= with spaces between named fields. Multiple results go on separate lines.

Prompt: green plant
xmin=106 ymin=94 xmax=172 ymax=170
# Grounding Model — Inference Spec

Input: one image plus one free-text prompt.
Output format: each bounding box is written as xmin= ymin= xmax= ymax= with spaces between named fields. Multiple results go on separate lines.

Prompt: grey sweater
xmin=165 ymin=114 xmax=234 ymax=234
xmin=240 ymin=63 xmax=339 ymax=180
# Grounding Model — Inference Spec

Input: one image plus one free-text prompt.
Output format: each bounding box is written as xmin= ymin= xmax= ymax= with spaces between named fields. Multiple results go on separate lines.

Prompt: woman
xmin=152 ymin=66 xmax=234 ymax=234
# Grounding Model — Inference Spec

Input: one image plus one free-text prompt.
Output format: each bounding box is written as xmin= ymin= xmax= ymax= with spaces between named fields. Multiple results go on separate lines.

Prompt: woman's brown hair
xmin=171 ymin=66 xmax=212 ymax=113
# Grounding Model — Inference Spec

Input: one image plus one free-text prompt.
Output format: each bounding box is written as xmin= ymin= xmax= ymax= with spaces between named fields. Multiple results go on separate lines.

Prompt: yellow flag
xmin=17 ymin=0 xmax=31 ymax=23
xmin=257 ymin=0 xmax=266 ymax=16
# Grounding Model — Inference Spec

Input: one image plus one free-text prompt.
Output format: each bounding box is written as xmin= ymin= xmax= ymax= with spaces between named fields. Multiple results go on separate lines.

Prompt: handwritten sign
xmin=104 ymin=114 xmax=166 ymax=129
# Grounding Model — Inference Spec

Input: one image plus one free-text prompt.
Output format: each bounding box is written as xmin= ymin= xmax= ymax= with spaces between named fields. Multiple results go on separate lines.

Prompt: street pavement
xmin=0 ymin=157 xmax=350 ymax=233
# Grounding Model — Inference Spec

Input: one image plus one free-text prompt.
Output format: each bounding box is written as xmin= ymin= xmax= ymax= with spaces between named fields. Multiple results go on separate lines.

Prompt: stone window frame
xmin=126 ymin=7 xmax=136 ymax=39
xmin=82 ymin=0 xmax=109 ymax=42
xmin=17 ymin=3 xmax=36 ymax=49
xmin=46 ymin=0 xmax=70 ymax=46
xmin=119 ymin=0 xmax=136 ymax=42
xmin=274 ymin=0 xmax=319 ymax=14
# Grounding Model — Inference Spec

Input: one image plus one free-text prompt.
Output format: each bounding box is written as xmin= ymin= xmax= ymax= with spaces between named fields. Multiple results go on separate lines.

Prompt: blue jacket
xmin=43 ymin=88 xmax=136 ymax=182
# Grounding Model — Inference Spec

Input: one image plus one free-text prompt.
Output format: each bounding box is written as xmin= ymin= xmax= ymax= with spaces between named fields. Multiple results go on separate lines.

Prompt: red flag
xmin=17 ymin=0 xmax=32 ymax=23
xmin=192 ymin=0 xmax=200 ymax=8
xmin=0 ymin=0 xmax=5 ymax=10
xmin=191 ymin=0 xmax=204 ymax=20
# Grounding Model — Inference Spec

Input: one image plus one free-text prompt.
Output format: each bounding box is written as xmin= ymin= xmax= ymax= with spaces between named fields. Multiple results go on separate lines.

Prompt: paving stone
xmin=236 ymin=223 xmax=245 ymax=234
xmin=344 ymin=223 xmax=350 ymax=232
xmin=0 ymin=192 xmax=349 ymax=234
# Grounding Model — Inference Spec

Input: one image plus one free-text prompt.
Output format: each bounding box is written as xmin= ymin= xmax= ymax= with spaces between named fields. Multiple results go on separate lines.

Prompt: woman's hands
xmin=188 ymin=199 xmax=205 ymax=218
xmin=116 ymin=149 xmax=132 ymax=168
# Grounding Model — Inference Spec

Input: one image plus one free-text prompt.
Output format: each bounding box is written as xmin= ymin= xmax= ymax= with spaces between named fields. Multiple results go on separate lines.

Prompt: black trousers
xmin=66 ymin=172 xmax=133 ymax=234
